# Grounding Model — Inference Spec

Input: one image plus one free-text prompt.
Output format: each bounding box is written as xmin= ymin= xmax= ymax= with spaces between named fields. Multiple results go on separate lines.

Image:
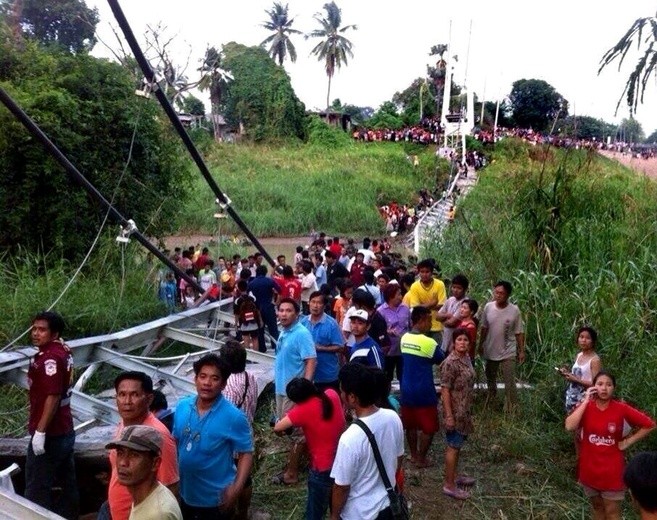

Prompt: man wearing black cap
xmin=107 ymin=425 xmax=182 ymax=520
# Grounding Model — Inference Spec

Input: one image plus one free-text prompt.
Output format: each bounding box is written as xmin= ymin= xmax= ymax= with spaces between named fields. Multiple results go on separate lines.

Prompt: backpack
xmin=238 ymin=296 xmax=260 ymax=325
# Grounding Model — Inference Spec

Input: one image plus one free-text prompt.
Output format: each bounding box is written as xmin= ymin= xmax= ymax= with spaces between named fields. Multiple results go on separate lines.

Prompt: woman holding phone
xmin=565 ymin=371 xmax=655 ymax=520
xmin=560 ymin=326 xmax=602 ymax=413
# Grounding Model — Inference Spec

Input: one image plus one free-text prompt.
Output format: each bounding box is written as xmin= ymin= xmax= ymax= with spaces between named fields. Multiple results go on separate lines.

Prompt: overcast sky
xmin=89 ymin=0 xmax=657 ymax=135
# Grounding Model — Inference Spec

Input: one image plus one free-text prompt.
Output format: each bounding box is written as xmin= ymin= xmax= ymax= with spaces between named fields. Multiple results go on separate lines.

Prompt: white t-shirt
xmin=129 ymin=482 xmax=182 ymax=520
xmin=358 ymin=248 xmax=376 ymax=266
xmin=331 ymin=408 xmax=404 ymax=520
xmin=300 ymin=272 xmax=318 ymax=303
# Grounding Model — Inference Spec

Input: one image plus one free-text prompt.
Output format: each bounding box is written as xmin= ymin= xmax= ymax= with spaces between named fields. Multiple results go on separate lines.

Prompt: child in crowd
xmin=457 ymin=299 xmax=478 ymax=361
xmin=234 ymin=280 xmax=262 ymax=351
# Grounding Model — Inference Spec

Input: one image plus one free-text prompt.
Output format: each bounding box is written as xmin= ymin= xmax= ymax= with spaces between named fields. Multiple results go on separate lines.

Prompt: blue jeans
xmin=25 ymin=431 xmax=79 ymax=520
xmin=306 ymin=469 xmax=333 ymax=520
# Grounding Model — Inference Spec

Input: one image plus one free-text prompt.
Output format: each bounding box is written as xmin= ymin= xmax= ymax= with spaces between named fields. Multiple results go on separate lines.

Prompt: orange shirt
xmin=108 ymin=413 xmax=179 ymax=520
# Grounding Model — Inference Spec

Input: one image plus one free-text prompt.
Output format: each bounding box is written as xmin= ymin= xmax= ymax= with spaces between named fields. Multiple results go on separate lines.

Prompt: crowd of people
xmin=23 ymin=233 xmax=657 ymax=520
xmin=352 ymin=117 xmax=442 ymax=145
xmin=377 ymin=189 xmax=436 ymax=235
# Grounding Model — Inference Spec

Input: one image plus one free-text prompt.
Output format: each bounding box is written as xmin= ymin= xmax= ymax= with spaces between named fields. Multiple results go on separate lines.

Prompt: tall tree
xmin=429 ymin=43 xmax=448 ymax=121
xmin=617 ymin=117 xmax=645 ymax=143
xmin=0 ymin=39 xmax=187 ymax=258
xmin=198 ymin=46 xmax=232 ymax=141
xmin=260 ymin=2 xmax=302 ymax=66
xmin=11 ymin=0 xmax=98 ymax=53
xmin=221 ymin=42 xmax=306 ymax=141
xmin=307 ymin=1 xmax=357 ymax=110
xmin=599 ymin=13 xmax=657 ymax=115
xmin=509 ymin=78 xmax=568 ymax=132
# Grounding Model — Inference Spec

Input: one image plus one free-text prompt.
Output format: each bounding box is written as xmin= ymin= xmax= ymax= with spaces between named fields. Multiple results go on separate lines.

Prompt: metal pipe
xmin=107 ymin=0 xmax=276 ymax=268
xmin=0 ymin=86 xmax=204 ymax=294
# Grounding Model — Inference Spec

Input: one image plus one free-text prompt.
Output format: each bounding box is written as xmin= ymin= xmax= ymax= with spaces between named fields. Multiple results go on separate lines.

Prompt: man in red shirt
xmin=328 ymin=237 xmax=342 ymax=259
xmin=25 ymin=311 xmax=79 ymax=519
xmin=349 ymin=252 xmax=366 ymax=287
xmin=278 ymin=265 xmax=302 ymax=304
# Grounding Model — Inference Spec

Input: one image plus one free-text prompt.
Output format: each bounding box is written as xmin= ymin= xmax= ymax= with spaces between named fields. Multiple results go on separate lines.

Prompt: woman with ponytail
xmin=273 ymin=378 xmax=346 ymax=520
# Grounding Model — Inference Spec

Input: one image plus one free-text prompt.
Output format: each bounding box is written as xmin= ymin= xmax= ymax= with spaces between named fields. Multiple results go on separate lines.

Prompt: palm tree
xmin=307 ymin=1 xmax=357 ymax=110
xmin=260 ymin=2 xmax=302 ymax=66
xmin=198 ymin=46 xmax=233 ymax=141
xmin=599 ymin=13 xmax=657 ymax=115
xmin=429 ymin=44 xmax=448 ymax=121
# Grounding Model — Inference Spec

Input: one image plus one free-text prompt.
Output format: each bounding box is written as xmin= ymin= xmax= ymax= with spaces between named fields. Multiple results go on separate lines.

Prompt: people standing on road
xmin=478 ymin=280 xmax=525 ymax=412
xmin=25 ymin=311 xmax=79 ymax=520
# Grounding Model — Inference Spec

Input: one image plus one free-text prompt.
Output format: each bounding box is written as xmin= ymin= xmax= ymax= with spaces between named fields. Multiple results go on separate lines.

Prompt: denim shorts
xmin=445 ymin=429 xmax=468 ymax=449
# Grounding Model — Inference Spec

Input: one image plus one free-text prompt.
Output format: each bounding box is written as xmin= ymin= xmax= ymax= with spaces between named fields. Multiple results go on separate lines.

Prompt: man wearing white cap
xmin=106 ymin=425 xmax=182 ymax=520
xmin=348 ymin=309 xmax=384 ymax=369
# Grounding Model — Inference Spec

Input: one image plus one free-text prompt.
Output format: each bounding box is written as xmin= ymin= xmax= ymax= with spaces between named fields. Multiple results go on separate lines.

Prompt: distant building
xmin=312 ymin=110 xmax=352 ymax=132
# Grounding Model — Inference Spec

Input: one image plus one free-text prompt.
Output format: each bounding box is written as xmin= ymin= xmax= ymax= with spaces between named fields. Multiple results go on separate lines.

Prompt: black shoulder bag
xmin=353 ymin=419 xmax=409 ymax=520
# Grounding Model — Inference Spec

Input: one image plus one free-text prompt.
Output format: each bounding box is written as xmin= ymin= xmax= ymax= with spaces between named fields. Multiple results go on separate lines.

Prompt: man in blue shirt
xmin=247 ymin=264 xmax=280 ymax=352
xmin=348 ymin=309 xmax=384 ymax=369
xmin=313 ymin=253 xmax=327 ymax=289
xmin=274 ymin=298 xmax=317 ymax=485
xmin=173 ymin=354 xmax=253 ymax=519
xmin=300 ymin=291 xmax=344 ymax=392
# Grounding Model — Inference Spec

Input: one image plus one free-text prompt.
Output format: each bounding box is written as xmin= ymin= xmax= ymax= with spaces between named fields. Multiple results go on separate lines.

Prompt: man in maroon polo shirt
xmin=25 ymin=311 xmax=79 ymax=519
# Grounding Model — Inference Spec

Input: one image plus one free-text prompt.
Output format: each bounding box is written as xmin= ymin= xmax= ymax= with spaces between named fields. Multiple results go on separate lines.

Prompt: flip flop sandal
xmin=456 ymin=475 xmax=476 ymax=486
xmin=443 ymin=486 xmax=470 ymax=500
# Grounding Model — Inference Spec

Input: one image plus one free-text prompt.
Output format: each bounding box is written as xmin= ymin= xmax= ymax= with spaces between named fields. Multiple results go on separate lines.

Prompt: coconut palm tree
xmin=198 ymin=46 xmax=233 ymax=141
xmin=599 ymin=13 xmax=657 ymax=115
xmin=307 ymin=1 xmax=357 ymax=110
xmin=260 ymin=2 xmax=302 ymax=66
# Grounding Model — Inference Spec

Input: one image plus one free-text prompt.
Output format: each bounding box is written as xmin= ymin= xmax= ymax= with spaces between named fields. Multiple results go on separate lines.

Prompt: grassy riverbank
xmin=0 ymin=138 xmax=654 ymax=519
xmin=175 ymin=139 xmax=446 ymax=237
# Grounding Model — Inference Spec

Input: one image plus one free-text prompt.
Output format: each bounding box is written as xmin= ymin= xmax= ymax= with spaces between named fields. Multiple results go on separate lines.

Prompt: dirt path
xmin=600 ymin=150 xmax=657 ymax=178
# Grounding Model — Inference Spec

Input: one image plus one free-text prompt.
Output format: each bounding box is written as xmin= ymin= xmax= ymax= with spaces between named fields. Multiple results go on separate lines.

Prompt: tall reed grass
xmin=0 ymin=236 xmax=166 ymax=346
xmin=425 ymin=139 xmax=657 ymax=444
xmin=176 ymin=141 xmax=447 ymax=236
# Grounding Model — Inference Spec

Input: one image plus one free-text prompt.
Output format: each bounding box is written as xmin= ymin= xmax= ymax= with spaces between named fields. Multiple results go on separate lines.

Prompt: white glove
xmin=31 ymin=431 xmax=46 ymax=456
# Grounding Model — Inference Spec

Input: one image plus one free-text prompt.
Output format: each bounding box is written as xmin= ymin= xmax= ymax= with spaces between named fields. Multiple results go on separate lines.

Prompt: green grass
xmin=425 ymin=138 xmax=657 ymax=445
xmin=176 ymin=140 xmax=448 ymax=237
xmin=0 ymin=235 xmax=167 ymax=346
xmin=0 ymin=137 xmax=653 ymax=518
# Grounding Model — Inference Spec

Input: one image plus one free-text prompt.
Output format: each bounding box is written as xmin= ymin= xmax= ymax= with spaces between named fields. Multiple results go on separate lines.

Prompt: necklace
xmin=182 ymin=397 xmax=219 ymax=452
